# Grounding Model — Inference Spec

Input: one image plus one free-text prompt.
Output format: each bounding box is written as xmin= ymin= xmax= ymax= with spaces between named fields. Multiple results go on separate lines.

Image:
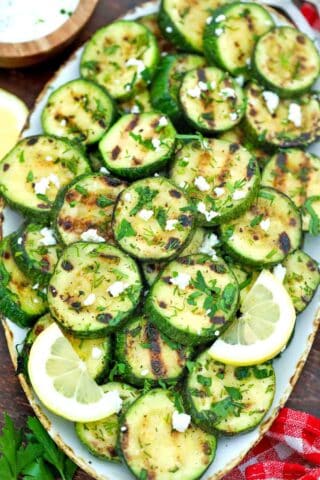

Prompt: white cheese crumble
xmin=246 ymin=58 xmax=251 ymax=66
xmin=199 ymin=233 xmax=219 ymax=259
xmin=230 ymin=112 xmax=238 ymax=121
xmin=165 ymin=219 xmax=178 ymax=231
xmin=187 ymin=86 xmax=201 ymax=98
xmin=125 ymin=84 xmax=132 ymax=91
xmin=179 ymin=181 xmax=187 ymax=188
xmin=151 ymin=138 xmax=161 ymax=150
xmin=170 ymin=273 xmax=191 ymax=290
xmin=166 ymin=26 xmax=173 ymax=33
xmin=39 ymin=227 xmax=56 ymax=246
xmin=288 ymin=103 xmax=302 ymax=128
xmin=108 ymin=281 xmax=129 ymax=297
xmin=131 ymin=105 xmax=140 ymax=114
xmin=194 ymin=176 xmax=210 ymax=192
xmin=220 ymin=87 xmax=236 ymax=99
xmin=235 ymin=75 xmax=245 ymax=87
xmin=158 ymin=116 xmax=168 ymax=127
xmin=214 ymin=330 xmax=220 ymax=336
xmin=60 ymin=118 xmax=67 ymax=127
xmin=91 ymin=347 xmax=102 ymax=360
xmin=141 ymin=369 xmax=149 ymax=376
xmin=172 ymin=410 xmax=191 ymax=433
xmin=215 ymin=27 xmax=224 ymax=36
xmin=105 ymin=390 xmax=123 ymax=414
xmin=34 ymin=173 xmax=60 ymax=195
xmin=262 ymin=91 xmax=279 ymax=114
xmin=260 ymin=218 xmax=271 ymax=232
xmin=83 ymin=293 xmax=96 ymax=306
xmin=214 ymin=187 xmax=225 ymax=197
xmin=99 ymin=167 xmax=110 ymax=174
xmin=124 ymin=192 xmax=132 ymax=202
xmin=273 ymin=264 xmax=287 ymax=283
xmin=198 ymin=81 xmax=208 ymax=91
xmin=32 ymin=283 xmax=39 ymax=290
xmin=45 ymin=155 xmax=53 ymax=162
xmin=232 ymin=189 xmax=246 ymax=201
xmin=215 ymin=14 xmax=226 ymax=22
xmin=206 ymin=16 xmax=213 ymax=25
xmin=210 ymin=81 xmax=216 ymax=90
xmin=120 ymin=426 xmax=127 ymax=432
xmin=125 ymin=58 xmax=145 ymax=77
xmin=80 ymin=228 xmax=105 ymax=243
xmin=197 ymin=202 xmax=219 ymax=222
xmin=17 ymin=237 xmax=23 ymax=245
xmin=138 ymin=209 xmax=154 ymax=221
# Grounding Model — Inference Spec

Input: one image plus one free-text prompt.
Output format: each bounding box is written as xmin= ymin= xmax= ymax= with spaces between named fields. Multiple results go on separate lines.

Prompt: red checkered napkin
xmin=224 ymin=408 xmax=320 ymax=480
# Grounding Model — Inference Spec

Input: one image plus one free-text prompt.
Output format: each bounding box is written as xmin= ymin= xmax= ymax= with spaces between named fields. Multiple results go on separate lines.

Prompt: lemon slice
xmin=28 ymin=323 xmax=122 ymax=422
xmin=0 ymin=88 xmax=28 ymax=160
xmin=209 ymin=270 xmax=296 ymax=366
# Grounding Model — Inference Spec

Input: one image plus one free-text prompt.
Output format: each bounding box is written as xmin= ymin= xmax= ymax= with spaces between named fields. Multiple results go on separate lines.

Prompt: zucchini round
xmin=75 ymin=382 xmax=139 ymax=461
xmin=80 ymin=20 xmax=159 ymax=101
xmin=184 ymin=349 xmax=275 ymax=435
xmin=41 ymin=79 xmax=115 ymax=145
xmin=112 ymin=177 xmax=195 ymax=261
xmin=138 ymin=13 xmax=176 ymax=54
xmin=99 ymin=112 xmax=176 ymax=179
xmin=253 ymin=27 xmax=320 ymax=98
xmin=53 ymin=173 xmax=127 ymax=245
xmin=119 ymin=389 xmax=217 ymax=480
xmin=204 ymin=2 xmax=274 ymax=75
xmin=146 ymin=254 xmax=239 ymax=346
xmin=220 ymin=187 xmax=302 ymax=267
xmin=48 ymin=242 xmax=142 ymax=338
xmin=0 ymin=135 xmax=90 ymax=221
xmin=179 ymin=67 xmax=246 ymax=133
xmin=170 ymin=138 xmax=260 ymax=226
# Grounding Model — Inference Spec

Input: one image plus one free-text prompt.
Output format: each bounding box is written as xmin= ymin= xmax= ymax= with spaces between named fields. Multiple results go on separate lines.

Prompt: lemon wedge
xmin=28 ymin=323 xmax=122 ymax=422
xmin=209 ymin=270 xmax=296 ymax=366
xmin=0 ymin=88 xmax=28 ymax=160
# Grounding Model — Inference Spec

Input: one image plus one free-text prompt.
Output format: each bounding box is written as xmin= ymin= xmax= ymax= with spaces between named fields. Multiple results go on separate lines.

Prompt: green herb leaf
xmin=130 ymin=186 xmax=158 ymax=216
xmin=155 ymin=207 xmax=167 ymax=230
xmin=197 ymin=375 xmax=212 ymax=387
xmin=224 ymin=386 xmax=242 ymax=401
xmin=234 ymin=366 xmax=250 ymax=380
xmin=258 ymin=190 xmax=275 ymax=202
xmin=117 ymin=219 xmax=136 ymax=241
xmin=250 ymin=214 xmax=263 ymax=227
xmin=96 ymin=195 xmax=114 ymax=208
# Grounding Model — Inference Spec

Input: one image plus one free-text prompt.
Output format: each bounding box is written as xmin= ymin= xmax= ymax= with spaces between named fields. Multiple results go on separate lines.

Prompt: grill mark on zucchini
xmin=111 ymin=146 xmax=121 ymax=159
xmin=278 ymin=232 xmax=291 ymax=254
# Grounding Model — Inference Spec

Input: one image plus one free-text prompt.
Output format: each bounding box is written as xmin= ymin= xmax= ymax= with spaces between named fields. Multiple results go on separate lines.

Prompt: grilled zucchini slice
xmin=118 ymin=89 xmax=152 ymax=116
xmin=253 ymin=27 xmax=320 ymax=98
xmin=139 ymin=13 xmax=175 ymax=53
xmin=244 ymin=83 xmax=320 ymax=149
xmin=48 ymin=242 xmax=142 ymax=338
xmin=184 ymin=350 xmax=275 ymax=435
xmin=282 ymin=250 xmax=320 ymax=313
xmin=179 ymin=67 xmax=246 ymax=133
xmin=113 ymin=177 xmax=194 ymax=261
xmin=159 ymin=0 xmax=227 ymax=53
xmin=204 ymin=2 xmax=274 ymax=76
xmin=170 ymin=138 xmax=260 ymax=226
xmin=151 ymin=54 xmax=206 ymax=124
xmin=11 ymin=223 xmax=61 ymax=285
xmin=75 ymin=382 xmax=139 ymax=461
xmin=0 ymin=236 xmax=48 ymax=327
xmin=116 ymin=315 xmax=191 ymax=386
xmin=0 ymin=135 xmax=90 ymax=221
xmin=261 ymin=149 xmax=320 ymax=208
xmin=41 ymin=79 xmax=115 ymax=145
xmin=142 ymin=227 xmax=206 ymax=286
xmin=220 ymin=187 xmax=302 ymax=267
xmin=302 ymin=196 xmax=320 ymax=234
xmin=99 ymin=112 xmax=176 ymax=179
xmin=80 ymin=20 xmax=159 ymax=101
xmin=53 ymin=173 xmax=127 ymax=245
xmin=146 ymin=254 xmax=239 ymax=346
xmin=119 ymin=389 xmax=217 ymax=480
xmin=219 ymin=126 xmax=269 ymax=168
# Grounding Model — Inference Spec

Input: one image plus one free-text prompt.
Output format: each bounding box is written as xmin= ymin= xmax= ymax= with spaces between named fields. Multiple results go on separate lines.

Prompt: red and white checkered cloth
xmin=224 ymin=408 xmax=320 ymax=480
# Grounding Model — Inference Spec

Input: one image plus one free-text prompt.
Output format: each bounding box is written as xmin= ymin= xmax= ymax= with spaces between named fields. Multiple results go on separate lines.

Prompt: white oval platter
xmin=1 ymin=2 xmax=320 ymax=480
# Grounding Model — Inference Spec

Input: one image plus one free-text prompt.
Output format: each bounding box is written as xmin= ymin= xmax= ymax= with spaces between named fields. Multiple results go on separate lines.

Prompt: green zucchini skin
xmin=48 ymin=242 xmax=143 ymax=338
xmin=253 ymin=27 xmax=320 ymax=98
xmin=151 ymin=54 xmax=206 ymax=125
xmin=0 ymin=135 xmax=91 ymax=222
xmin=118 ymin=389 xmax=217 ymax=480
xmin=10 ymin=223 xmax=61 ymax=286
xmin=146 ymin=254 xmax=239 ymax=346
xmin=183 ymin=349 xmax=275 ymax=435
xmin=75 ymin=382 xmax=140 ymax=462
xmin=283 ymin=250 xmax=320 ymax=313
xmin=80 ymin=20 xmax=160 ymax=101
xmin=41 ymin=79 xmax=116 ymax=145
xmin=99 ymin=112 xmax=176 ymax=180
xmin=115 ymin=315 xmax=192 ymax=387
xmin=302 ymin=195 xmax=320 ymax=234
xmin=0 ymin=236 xmax=48 ymax=327
xmin=203 ymin=2 xmax=274 ymax=76
xmin=220 ymin=187 xmax=302 ymax=268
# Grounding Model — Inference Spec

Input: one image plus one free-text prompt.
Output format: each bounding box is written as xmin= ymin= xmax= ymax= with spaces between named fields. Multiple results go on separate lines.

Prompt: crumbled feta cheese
xmin=124 ymin=192 xmax=132 ymax=202
xmin=48 ymin=173 xmax=60 ymax=189
xmin=126 ymin=58 xmax=145 ymax=76
xmin=214 ymin=330 xmax=220 ymax=336
xmin=215 ymin=28 xmax=224 ymax=36
xmin=39 ymin=227 xmax=56 ymax=246
xmin=108 ymin=281 xmax=129 ymax=297
xmin=154 ymin=173 xmax=160 ymax=177
xmin=121 ymin=426 xmax=127 ymax=432
xmin=34 ymin=174 xmax=60 ymax=195
xmin=80 ymin=228 xmax=105 ymax=243
xmin=262 ymin=91 xmax=279 ymax=114
xmin=187 ymin=86 xmax=201 ymax=98
xmin=45 ymin=155 xmax=53 ymax=161
xmin=206 ymin=16 xmax=213 ymax=24
xmin=194 ymin=176 xmax=210 ymax=192
xmin=230 ymin=112 xmax=238 ymax=121
xmin=170 ymin=273 xmax=191 ymax=290
xmin=32 ymin=283 xmax=39 ymax=290
xmin=199 ymin=233 xmax=219 ymax=259
xmin=235 ymin=75 xmax=245 ymax=87
xmin=131 ymin=105 xmax=140 ymax=114
xmin=198 ymin=81 xmax=208 ymax=91
xmin=220 ymin=87 xmax=236 ymax=99
xmin=232 ymin=189 xmax=246 ymax=201
xmin=197 ymin=202 xmax=219 ymax=222
xmin=172 ymin=410 xmax=191 ymax=433
xmin=215 ymin=14 xmax=226 ymax=22
xmin=165 ymin=219 xmax=178 ymax=231
xmin=158 ymin=116 xmax=168 ymax=127
xmin=210 ymin=81 xmax=216 ymax=90
xmin=105 ymin=390 xmax=123 ymax=414
xmin=141 ymin=369 xmax=149 ymax=376
xmin=17 ymin=237 xmax=23 ymax=245
xmin=166 ymin=26 xmax=173 ymax=33
xmin=260 ymin=218 xmax=271 ymax=232
xmin=246 ymin=58 xmax=251 ymax=66
xmin=138 ymin=209 xmax=154 ymax=221
xmin=152 ymin=138 xmax=161 ymax=150
xmin=83 ymin=293 xmax=96 ymax=306
xmin=125 ymin=84 xmax=132 ymax=91
xmin=179 ymin=181 xmax=187 ymax=188
xmin=273 ymin=264 xmax=287 ymax=283
xmin=60 ymin=119 xmax=67 ymax=127
xmin=161 ymin=51 xmax=168 ymax=57
xmin=288 ymin=103 xmax=302 ymax=128
xmin=214 ymin=187 xmax=225 ymax=197
xmin=91 ymin=347 xmax=102 ymax=360
xmin=99 ymin=167 xmax=110 ymax=174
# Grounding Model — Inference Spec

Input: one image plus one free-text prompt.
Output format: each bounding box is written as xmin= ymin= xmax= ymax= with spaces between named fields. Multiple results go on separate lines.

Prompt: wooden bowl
xmin=0 ymin=0 xmax=99 ymax=68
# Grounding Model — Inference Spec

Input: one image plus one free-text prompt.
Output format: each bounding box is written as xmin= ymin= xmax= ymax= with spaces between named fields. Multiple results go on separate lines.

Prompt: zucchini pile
xmin=1 ymin=3 xmax=320 ymax=479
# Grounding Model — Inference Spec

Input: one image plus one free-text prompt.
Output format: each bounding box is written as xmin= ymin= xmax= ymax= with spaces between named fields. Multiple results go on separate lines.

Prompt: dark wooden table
xmin=0 ymin=1 xmax=319 ymax=479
